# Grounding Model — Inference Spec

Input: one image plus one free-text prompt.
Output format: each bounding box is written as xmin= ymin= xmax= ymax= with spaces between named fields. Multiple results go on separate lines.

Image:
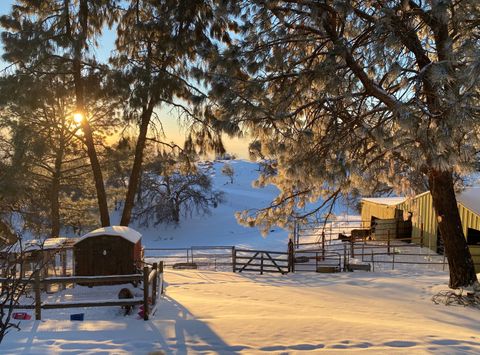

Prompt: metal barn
xmin=361 ymin=188 xmax=480 ymax=272
xmin=74 ymin=226 xmax=143 ymax=277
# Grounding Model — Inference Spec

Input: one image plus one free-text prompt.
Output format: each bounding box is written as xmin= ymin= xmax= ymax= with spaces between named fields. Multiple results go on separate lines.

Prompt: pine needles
xmin=432 ymin=291 xmax=480 ymax=308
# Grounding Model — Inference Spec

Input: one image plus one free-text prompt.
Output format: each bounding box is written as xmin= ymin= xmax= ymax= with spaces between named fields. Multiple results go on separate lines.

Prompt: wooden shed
xmin=361 ymin=189 xmax=480 ymax=272
xmin=74 ymin=226 xmax=142 ymax=277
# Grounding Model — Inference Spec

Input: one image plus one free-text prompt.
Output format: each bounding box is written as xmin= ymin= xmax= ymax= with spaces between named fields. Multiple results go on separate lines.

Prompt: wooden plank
xmin=43 ymin=274 xmax=143 ymax=284
xmin=234 ymin=268 xmax=286 ymax=273
xmin=234 ymin=263 xmax=288 ymax=269
xmin=6 ymin=304 xmax=36 ymax=309
xmin=265 ymin=252 xmax=287 ymax=273
xmin=42 ymin=299 xmax=144 ymax=309
xmin=148 ymin=269 xmax=157 ymax=284
xmin=151 ymin=263 xmax=158 ymax=306
xmin=234 ymin=249 xmax=288 ymax=255
xmin=143 ymin=266 xmax=149 ymax=321
xmin=34 ymin=271 xmax=41 ymax=320
xmin=234 ymin=256 xmax=288 ymax=263
xmin=0 ymin=274 xmax=144 ymax=285
xmin=238 ymin=251 xmax=259 ymax=272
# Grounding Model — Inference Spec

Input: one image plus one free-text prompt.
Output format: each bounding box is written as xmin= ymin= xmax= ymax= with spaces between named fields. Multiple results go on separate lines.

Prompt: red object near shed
xmin=74 ymin=226 xmax=143 ymax=278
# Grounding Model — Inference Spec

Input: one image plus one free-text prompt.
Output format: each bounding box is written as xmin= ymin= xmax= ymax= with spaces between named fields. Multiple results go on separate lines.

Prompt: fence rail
xmin=0 ymin=261 xmax=164 ymax=321
xmin=144 ymin=246 xmax=235 ymax=270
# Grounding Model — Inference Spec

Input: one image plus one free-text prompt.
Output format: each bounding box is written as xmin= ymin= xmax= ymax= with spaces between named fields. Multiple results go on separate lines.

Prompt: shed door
xmin=93 ymin=244 xmax=120 ymax=275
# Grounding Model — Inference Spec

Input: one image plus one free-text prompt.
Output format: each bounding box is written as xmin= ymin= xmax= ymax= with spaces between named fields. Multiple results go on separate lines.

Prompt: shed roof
xmin=361 ymin=197 xmax=407 ymax=206
xmin=457 ymin=187 xmax=480 ymax=216
xmin=76 ymin=226 xmax=142 ymax=244
xmin=2 ymin=237 xmax=76 ymax=253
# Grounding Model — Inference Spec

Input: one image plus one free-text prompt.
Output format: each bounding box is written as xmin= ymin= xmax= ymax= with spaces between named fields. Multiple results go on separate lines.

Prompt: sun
xmin=73 ymin=112 xmax=84 ymax=124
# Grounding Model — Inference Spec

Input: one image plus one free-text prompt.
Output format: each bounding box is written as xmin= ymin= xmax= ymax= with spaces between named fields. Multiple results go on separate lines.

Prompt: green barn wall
xmin=362 ymin=192 xmax=480 ymax=272
xmin=360 ymin=201 xmax=397 ymax=227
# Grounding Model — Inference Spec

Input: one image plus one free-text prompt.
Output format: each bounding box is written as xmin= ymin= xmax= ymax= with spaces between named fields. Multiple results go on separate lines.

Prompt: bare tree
xmin=221 ymin=163 xmax=235 ymax=184
xmin=0 ymin=237 xmax=48 ymax=343
xmin=134 ymin=153 xmax=224 ymax=225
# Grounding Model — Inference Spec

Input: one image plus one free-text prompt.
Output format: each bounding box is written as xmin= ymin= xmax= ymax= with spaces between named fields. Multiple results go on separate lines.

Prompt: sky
xmin=0 ymin=1 xmax=250 ymax=159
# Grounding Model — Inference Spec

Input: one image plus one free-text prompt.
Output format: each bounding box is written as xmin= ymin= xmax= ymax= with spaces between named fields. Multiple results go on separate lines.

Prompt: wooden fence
xmin=0 ymin=261 xmax=164 ymax=321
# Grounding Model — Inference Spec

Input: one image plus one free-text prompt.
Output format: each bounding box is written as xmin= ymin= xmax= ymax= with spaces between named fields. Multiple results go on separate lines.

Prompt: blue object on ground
xmin=70 ymin=313 xmax=84 ymax=321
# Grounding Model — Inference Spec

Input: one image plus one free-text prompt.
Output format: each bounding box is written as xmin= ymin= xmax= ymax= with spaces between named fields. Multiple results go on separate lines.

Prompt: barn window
xmin=467 ymin=228 xmax=480 ymax=245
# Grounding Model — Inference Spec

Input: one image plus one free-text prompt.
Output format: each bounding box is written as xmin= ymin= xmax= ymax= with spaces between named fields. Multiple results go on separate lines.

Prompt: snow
xmin=2 ymin=160 xmax=480 ymax=353
xmin=361 ymin=197 xmax=407 ymax=206
xmin=76 ymin=226 xmax=142 ymax=244
xmin=457 ymin=187 xmax=480 ymax=216
xmin=2 ymin=269 xmax=480 ymax=354
xmin=4 ymin=237 xmax=71 ymax=253
xmin=362 ymin=187 xmax=480 ymax=216
xmin=117 ymin=160 xmax=293 ymax=251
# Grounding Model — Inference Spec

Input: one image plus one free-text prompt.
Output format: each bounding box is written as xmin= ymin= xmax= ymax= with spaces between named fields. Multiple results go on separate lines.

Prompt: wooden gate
xmin=233 ymin=249 xmax=290 ymax=274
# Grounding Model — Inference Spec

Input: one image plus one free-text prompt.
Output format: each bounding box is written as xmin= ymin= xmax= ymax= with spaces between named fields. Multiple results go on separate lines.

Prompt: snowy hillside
xmin=113 ymin=160 xmax=294 ymax=250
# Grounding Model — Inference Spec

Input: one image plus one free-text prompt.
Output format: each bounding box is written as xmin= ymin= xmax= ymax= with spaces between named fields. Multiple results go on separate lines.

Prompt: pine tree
xmin=0 ymin=60 xmax=121 ymax=237
xmin=211 ymin=1 xmax=480 ymax=289
xmin=1 ymin=0 xmax=120 ymax=227
xmin=114 ymin=0 xmax=234 ymax=226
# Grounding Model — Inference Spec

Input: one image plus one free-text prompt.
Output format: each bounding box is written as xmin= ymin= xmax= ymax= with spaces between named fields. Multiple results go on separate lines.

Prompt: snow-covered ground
xmin=3 ymin=269 xmax=480 ymax=354
xmin=3 ymin=160 xmax=479 ymax=353
xmin=114 ymin=160 xmax=293 ymax=251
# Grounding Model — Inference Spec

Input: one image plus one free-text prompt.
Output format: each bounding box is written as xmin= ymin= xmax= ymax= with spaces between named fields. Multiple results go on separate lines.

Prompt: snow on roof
xmin=77 ymin=226 xmax=142 ymax=244
xmin=361 ymin=197 xmax=407 ymax=206
xmin=3 ymin=237 xmax=72 ymax=253
xmin=456 ymin=187 xmax=480 ymax=216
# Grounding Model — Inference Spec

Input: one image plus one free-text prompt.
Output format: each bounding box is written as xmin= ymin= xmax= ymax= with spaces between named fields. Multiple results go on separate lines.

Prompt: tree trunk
xmin=71 ymin=0 xmax=110 ymax=227
xmin=173 ymin=204 xmax=180 ymax=223
xmin=78 ymin=116 xmax=111 ymax=227
xmin=120 ymin=101 xmax=155 ymax=226
xmin=429 ymin=170 xmax=478 ymax=289
xmin=50 ymin=142 xmax=64 ymax=238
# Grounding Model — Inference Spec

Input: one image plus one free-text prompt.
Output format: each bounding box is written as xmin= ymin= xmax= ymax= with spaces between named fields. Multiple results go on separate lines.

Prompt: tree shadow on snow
xmin=150 ymin=295 xmax=251 ymax=354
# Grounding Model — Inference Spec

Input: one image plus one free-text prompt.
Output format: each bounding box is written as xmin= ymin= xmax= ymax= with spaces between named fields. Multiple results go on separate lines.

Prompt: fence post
xmin=395 ymin=218 xmax=399 ymax=239
xmin=392 ymin=251 xmax=395 ymax=270
xmin=371 ymin=250 xmax=374 ymax=272
xmin=322 ymin=232 xmax=325 ymax=259
xmin=350 ymin=239 xmax=355 ymax=259
xmin=152 ymin=262 xmax=158 ymax=305
xmin=316 ymin=252 xmax=318 ymax=271
xmin=293 ymin=221 xmax=298 ymax=248
xmin=343 ymin=244 xmax=347 ymax=271
xmin=387 ymin=230 xmax=391 ymax=255
xmin=260 ymin=253 xmax=264 ymax=275
xmin=159 ymin=261 xmax=164 ymax=294
xmin=288 ymin=240 xmax=294 ymax=273
xmin=420 ymin=223 xmax=424 ymax=248
xmin=143 ymin=266 xmax=149 ymax=321
xmin=362 ymin=243 xmax=365 ymax=262
xmin=34 ymin=271 xmax=41 ymax=320
xmin=232 ymin=247 xmax=236 ymax=273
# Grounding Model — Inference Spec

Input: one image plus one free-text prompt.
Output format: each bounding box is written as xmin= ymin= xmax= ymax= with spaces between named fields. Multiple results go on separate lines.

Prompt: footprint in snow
xmin=383 ymin=340 xmax=418 ymax=348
